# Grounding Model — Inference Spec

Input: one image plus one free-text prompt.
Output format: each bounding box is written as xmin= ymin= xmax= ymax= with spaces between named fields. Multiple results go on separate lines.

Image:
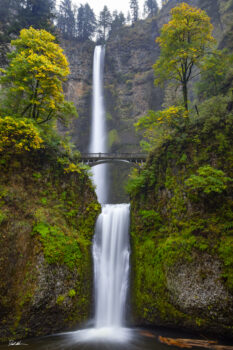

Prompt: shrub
xmin=0 ymin=116 xmax=43 ymax=153
xmin=185 ymin=165 xmax=232 ymax=195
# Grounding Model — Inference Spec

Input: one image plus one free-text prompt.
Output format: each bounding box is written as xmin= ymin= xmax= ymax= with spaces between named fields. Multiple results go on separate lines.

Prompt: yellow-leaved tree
xmin=0 ymin=27 xmax=77 ymax=124
xmin=154 ymin=3 xmax=215 ymax=110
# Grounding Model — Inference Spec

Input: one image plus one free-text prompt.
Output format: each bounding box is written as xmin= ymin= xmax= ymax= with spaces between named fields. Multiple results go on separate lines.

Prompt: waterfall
xmin=89 ymin=46 xmax=108 ymax=204
xmin=72 ymin=45 xmax=131 ymax=343
xmin=93 ymin=203 xmax=130 ymax=328
xmin=90 ymin=46 xmax=130 ymax=331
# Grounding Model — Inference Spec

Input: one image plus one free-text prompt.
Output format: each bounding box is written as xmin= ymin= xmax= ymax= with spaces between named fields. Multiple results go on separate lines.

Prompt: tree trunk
xmin=182 ymin=81 xmax=188 ymax=111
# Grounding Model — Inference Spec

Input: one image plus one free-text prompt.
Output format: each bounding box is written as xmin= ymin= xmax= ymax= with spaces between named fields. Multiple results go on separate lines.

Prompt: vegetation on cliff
xmin=0 ymin=144 xmax=100 ymax=341
xmin=128 ymin=3 xmax=233 ymax=337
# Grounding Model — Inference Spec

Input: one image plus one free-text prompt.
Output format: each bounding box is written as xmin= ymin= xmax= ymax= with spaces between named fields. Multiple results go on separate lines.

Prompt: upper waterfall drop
xmin=89 ymin=45 xmax=108 ymax=204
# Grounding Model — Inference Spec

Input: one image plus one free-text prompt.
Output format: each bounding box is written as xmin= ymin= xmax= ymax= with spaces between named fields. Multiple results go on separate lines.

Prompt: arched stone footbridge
xmin=80 ymin=153 xmax=147 ymax=166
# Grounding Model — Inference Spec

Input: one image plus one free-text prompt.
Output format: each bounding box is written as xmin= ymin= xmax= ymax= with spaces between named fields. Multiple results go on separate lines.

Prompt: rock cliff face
xmin=61 ymin=39 xmax=95 ymax=152
xmin=0 ymin=151 xmax=100 ymax=342
xmin=64 ymin=0 xmax=233 ymax=154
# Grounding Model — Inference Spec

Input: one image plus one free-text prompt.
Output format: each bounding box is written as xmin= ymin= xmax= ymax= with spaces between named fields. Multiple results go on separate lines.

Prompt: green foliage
xmin=126 ymin=168 xmax=148 ymax=196
xmin=130 ymin=0 xmax=139 ymax=23
xmin=56 ymin=295 xmax=65 ymax=305
xmin=185 ymin=165 xmax=232 ymax=195
xmin=0 ymin=116 xmax=43 ymax=154
xmin=0 ymin=210 xmax=7 ymax=225
xmin=196 ymin=50 xmax=233 ymax=100
xmin=76 ymin=4 xmax=97 ymax=41
xmin=97 ymin=6 xmax=112 ymax=43
xmin=144 ymin=0 xmax=158 ymax=18
xmin=135 ymin=105 xmax=187 ymax=151
xmin=138 ymin=209 xmax=162 ymax=230
xmin=108 ymin=129 xmax=120 ymax=148
xmin=0 ymin=0 xmax=55 ymax=43
xmin=0 ymin=27 xmax=77 ymax=126
xmin=32 ymin=222 xmax=82 ymax=269
xmin=68 ymin=289 xmax=76 ymax=297
xmin=219 ymin=236 xmax=233 ymax=291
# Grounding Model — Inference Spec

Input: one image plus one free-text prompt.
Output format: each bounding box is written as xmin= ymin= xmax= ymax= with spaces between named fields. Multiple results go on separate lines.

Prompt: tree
xmin=196 ymin=50 xmax=233 ymax=100
xmin=18 ymin=0 xmax=55 ymax=33
xmin=57 ymin=0 xmax=76 ymax=39
xmin=97 ymin=6 xmax=112 ymax=43
xmin=77 ymin=3 xmax=96 ymax=41
xmin=0 ymin=27 xmax=77 ymax=125
xmin=130 ymin=0 xmax=139 ymax=23
xmin=154 ymin=3 xmax=215 ymax=110
xmin=0 ymin=0 xmax=55 ymax=42
xmin=135 ymin=106 xmax=188 ymax=151
xmin=0 ymin=0 xmax=17 ymax=41
xmin=126 ymin=11 xmax=131 ymax=25
xmin=109 ymin=11 xmax=125 ymax=35
xmin=144 ymin=0 xmax=158 ymax=18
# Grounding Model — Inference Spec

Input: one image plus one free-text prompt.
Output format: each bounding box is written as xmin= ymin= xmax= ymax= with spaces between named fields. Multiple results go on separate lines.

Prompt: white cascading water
xmin=72 ymin=45 xmax=131 ymax=343
xmin=89 ymin=45 xmax=108 ymax=204
xmin=93 ymin=203 xmax=130 ymax=328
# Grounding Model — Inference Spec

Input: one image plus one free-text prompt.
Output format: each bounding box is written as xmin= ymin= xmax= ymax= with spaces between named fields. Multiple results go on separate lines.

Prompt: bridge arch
xmin=85 ymin=159 xmax=143 ymax=168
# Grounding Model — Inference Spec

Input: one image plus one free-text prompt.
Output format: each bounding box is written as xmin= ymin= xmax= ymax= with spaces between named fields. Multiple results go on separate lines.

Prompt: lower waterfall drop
xmin=93 ymin=204 xmax=130 ymax=328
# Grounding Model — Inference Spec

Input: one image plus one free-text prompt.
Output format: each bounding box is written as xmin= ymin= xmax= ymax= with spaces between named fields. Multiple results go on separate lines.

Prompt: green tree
xmin=77 ymin=3 xmax=96 ymax=41
xmin=19 ymin=0 xmax=55 ymax=32
xmin=0 ymin=0 xmax=55 ymax=42
xmin=144 ymin=0 xmax=158 ymax=18
xmin=130 ymin=0 xmax=139 ymax=23
xmin=97 ymin=6 xmax=112 ymax=43
xmin=154 ymin=3 xmax=215 ymax=110
xmin=0 ymin=0 xmax=18 ymax=42
xmin=57 ymin=0 xmax=76 ymax=39
xmin=109 ymin=11 xmax=125 ymax=35
xmin=0 ymin=27 xmax=77 ymax=125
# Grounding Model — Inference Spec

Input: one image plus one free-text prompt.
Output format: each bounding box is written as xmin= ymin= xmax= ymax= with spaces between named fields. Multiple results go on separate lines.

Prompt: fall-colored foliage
xmin=0 ymin=27 xmax=77 ymax=124
xmin=0 ymin=116 xmax=43 ymax=153
xmin=154 ymin=3 xmax=215 ymax=110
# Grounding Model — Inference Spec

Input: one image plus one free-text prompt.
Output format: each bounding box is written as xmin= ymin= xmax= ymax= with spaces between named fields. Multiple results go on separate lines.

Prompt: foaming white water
xmin=70 ymin=327 xmax=132 ymax=343
xmin=93 ymin=204 xmax=130 ymax=328
xmin=89 ymin=45 xmax=107 ymax=204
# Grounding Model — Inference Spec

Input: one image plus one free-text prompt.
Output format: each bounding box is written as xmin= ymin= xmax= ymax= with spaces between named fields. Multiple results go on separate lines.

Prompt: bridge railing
xmin=80 ymin=153 xmax=147 ymax=160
